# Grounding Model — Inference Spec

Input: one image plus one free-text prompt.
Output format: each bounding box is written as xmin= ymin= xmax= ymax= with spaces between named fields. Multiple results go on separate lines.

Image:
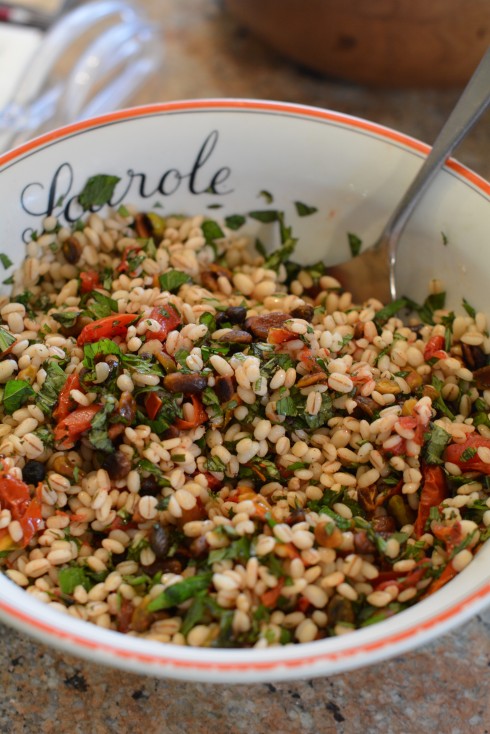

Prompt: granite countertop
xmin=1 ymin=2 xmax=490 ymax=732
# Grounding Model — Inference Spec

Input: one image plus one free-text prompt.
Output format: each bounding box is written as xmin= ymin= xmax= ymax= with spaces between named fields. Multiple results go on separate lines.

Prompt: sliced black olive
xmin=139 ymin=476 xmax=159 ymax=496
xmin=22 ymin=460 xmax=46 ymax=484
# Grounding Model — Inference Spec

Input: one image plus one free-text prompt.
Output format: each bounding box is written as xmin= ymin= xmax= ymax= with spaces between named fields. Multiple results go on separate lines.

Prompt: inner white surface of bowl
xmin=0 ymin=99 xmax=489 ymax=682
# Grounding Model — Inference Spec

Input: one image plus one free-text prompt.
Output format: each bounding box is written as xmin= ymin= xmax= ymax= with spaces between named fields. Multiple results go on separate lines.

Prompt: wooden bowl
xmin=225 ymin=0 xmax=490 ymax=87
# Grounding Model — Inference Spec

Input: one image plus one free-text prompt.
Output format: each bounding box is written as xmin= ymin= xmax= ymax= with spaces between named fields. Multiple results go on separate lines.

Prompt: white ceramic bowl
xmin=0 ymin=99 xmax=489 ymax=682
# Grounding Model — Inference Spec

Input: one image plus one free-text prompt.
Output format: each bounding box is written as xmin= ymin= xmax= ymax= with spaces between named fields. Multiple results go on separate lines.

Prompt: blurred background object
xmin=0 ymin=0 xmax=75 ymax=28
xmin=0 ymin=0 xmax=163 ymax=151
xmin=225 ymin=0 xmax=490 ymax=88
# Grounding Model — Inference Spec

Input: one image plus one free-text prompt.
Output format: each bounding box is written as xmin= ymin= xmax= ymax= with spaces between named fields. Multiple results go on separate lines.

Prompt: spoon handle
xmin=383 ymin=45 xmax=490 ymax=299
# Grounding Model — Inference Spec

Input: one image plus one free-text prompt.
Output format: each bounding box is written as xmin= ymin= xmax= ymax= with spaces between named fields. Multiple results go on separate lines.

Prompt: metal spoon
xmin=328 ymin=46 xmax=490 ymax=304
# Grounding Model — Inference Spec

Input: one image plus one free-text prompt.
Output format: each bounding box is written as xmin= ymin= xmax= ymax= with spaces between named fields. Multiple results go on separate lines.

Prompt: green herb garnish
xmin=2 ymin=380 xmax=35 ymax=414
xmin=347 ymin=232 xmax=362 ymax=257
xmin=158 ymin=270 xmax=192 ymax=293
xmin=78 ymin=174 xmax=120 ymax=211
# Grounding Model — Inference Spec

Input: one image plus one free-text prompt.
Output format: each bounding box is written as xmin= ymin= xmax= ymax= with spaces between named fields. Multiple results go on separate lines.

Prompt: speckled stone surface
xmin=1 ymin=1 xmax=490 ymax=731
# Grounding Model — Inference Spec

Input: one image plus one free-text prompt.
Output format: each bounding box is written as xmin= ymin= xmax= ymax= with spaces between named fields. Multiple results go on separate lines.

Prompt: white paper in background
xmin=0 ymin=23 xmax=42 ymax=109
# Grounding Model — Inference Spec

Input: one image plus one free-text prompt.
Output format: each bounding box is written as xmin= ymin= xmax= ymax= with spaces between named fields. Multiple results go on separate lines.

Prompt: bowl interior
xmin=0 ymin=100 xmax=489 ymax=682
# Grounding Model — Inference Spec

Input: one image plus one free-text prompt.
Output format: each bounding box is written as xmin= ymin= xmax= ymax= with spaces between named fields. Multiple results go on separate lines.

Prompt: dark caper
xmin=216 ymin=305 xmax=247 ymax=327
xmin=102 ymin=451 xmax=131 ymax=480
xmin=149 ymin=523 xmax=171 ymax=558
xmin=139 ymin=475 xmax=159 ymax=496
xmin=22 ymin=460 xmax=46 ymax=484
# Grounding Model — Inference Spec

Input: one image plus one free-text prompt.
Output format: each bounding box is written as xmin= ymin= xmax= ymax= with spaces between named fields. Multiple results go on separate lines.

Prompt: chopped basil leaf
xmin=137 ymin=459 xmax=171 ymax=487
xmin=373 ymin=298 xmax=408 ymax=326
xmin=2 ymin=276 xmax=14 ymax=285
xmin=206 ymin=455 xmax=227 ymax=473
xmin=181 ymin=594 xmax=207 ymax=636
xmin=58 ymin=566 xmax=91 ymax=594
xmin=83 ymin=339 xmax=121 ymax=369
xmin=208 ymin=537 xmax=251 ymax=565
xmin=258 ymin=190 xmax=273 ymax=204
xmin=347 ymin=232 xmax=362 ymax=257
xmin=0 ymin=327 xmax=16 ymax=352
xmin=78 ymin=174 xmax=120 ymax=211
xmin=441 ymin=232 xmax=448 ymax=246
xmin=424 ymin=424 xmax=451 ymax=465
xmin=2 ymin=379 xmax=35 ymax=414
xmin=248 ymin=209 xmax=280 ymax=223
xmin=264 ymin=212 xmax=297 ymax=271
xmin=224 ymin=214 xmax=246 ymax=231
xmin=462 ymin=298 xmax=476 ymax=319
xmin=255 ymin=237 xmax=267 ymax=258
xmin=121 ymin=352 xmax=162 ymax=375
xmin=412 ymin=292 xmax=447 ymax=325
xmin=0 ymin=253 xmax=13 ymax=269
xmin=141 ymin=237 xmax=157 ymax=259
xmin=51 ymin=311 xmax=81 ymax=328
xmin=461 ymin=446 xmax=477 ymax=462
xmin=36 ymin=360 xmax=67 ymax=415
xmin=85 ymin=292 xmax=118 ymax=320
xmin=88 ymin=396 xmax=116 ymax=453
xmin=199 ymin=311 xmax=216 ymax=332
xmin=201 ymin=220 xmax=225 ymax=243
xmin=431 ymin=375 xmax=456 ymax=420
xmin=117 ymin=204 xmax=131 ymax=218
xmin=158 ymin=269 xmax=192 ymax=293
xmin=441 ymin=311 xmax=455 ymax=351
xmin=33 ymin=425 xmax=55 ymax=448
xmin=294 ymin=201 xmax=318 ymax=217
xmin=147 ymin=572 xmax=212 ymax=612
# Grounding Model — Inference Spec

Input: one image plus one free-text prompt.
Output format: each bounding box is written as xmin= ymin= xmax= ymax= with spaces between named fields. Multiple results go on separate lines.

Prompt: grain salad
xmin=0 ymin=184 xmax=489 ymax=648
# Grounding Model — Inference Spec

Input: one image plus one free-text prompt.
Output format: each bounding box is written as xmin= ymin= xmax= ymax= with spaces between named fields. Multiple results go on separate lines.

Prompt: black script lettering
xmin=188 ymin=130 xmax=233 ymax=195
xmin=209 ymin=166 xmax=232 ymax=194
xmin=158 ymin=169 xmax=182 ymax=196
xmin=21 ymin=162 xmax=74 ymax=218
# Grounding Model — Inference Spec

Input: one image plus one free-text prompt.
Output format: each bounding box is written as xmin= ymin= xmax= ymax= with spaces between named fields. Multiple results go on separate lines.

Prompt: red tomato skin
xmin=147 ymin=305 xmax=181 ymax=342
xmin=423 ymin=335 xmax=446 ymax=361
xmin=53 ymin=373 xmax=81 ymax=422
xmin=54 ymin=404 xmax=102 ymax=449
xmin=413 ymin=465 xmax=447 ymax=538
xmin=76 ymin=313 xmax=136 ymax=345
xmin=444 ymin=434 xmax=490 ymax=475
xmin=79 ymin=271 xmax=101 ymax=294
